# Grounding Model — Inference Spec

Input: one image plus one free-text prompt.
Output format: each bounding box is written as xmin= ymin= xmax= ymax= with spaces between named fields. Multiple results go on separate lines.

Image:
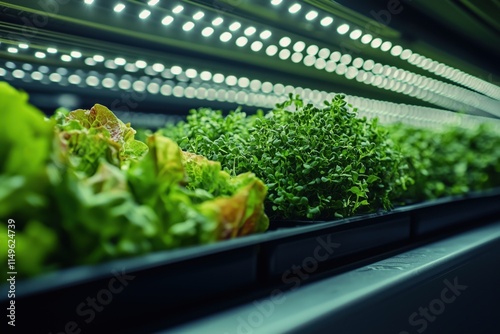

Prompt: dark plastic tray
xmin=395 ymin=188 xmax=500 ymax=237
xmin=0 ymin=235 xmax=262 ymax=333
xmin=260 ymin=211 xmax=411 ymax=280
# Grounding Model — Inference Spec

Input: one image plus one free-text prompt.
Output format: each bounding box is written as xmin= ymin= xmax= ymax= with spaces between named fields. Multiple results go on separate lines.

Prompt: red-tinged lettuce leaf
xmin=198 ymin=175 xmax=269 ymax=239
xmin=57 ymin=104 xmax=148 ymax=175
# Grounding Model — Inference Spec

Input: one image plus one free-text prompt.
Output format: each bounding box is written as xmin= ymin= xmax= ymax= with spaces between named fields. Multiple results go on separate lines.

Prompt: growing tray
xmin=3 ymin=189 xmax=498 ymax=332
xmin=260 ymin=210 xmax=411 ymax=280
xmin=0 ymin=235 xmax=262 ymax=333
xmin=395 ymin=187 xmax=500 ymax=237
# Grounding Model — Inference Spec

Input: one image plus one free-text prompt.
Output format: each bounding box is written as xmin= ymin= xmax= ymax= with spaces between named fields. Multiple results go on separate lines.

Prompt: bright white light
xmin=380 ymin=41 xmax=392 ymax=52
xmin=172 ymin=5 xmax=183 ymax=13
xmin=340 ymin=54 xmax=352 ymax=64
xmin=8 ymin=47 xmax=18 ymax=53
xmin=318 ymin=48 xmax=330 ymax=59
xmin=135 ymin=60 xmax=148 ymax=68
xmin=289 ymin=3 xmax=301 ymax=13
xmin=238 ymin=77 xmax=249 ymax=88
xmin=171 ymin=65 xmax=182 ymax=75
xmin=400 ymin=49 xmax=412 ymax=60
xmin=103 ymin=78 xmax=116 ymax=88
xmin=152 ymin=63 xmax=165 ymax=72
xmin=226 ymin=75 xmax=237 ymax=86
xmin=352 ymin=57 xmax=364 ymax=68
xmin=200 ymin=71 xmax=212 ymax=81
xmin=186 ymin=69 xmax=197 ymax=78
xmin=47 ymin=47 xmax=58 ymax=53
xmin=213 ymin=73 xmax=224 ymax=83
xmin=183 ymin=21 xmax=195 ymax=31
xmin=293 ymin=41 xmax=305 ymax=52
xmin=349 ymin=29 xmax=362 ymax=40
xmin=390 ymin=45 xmax=403 ymax=56
xmin=148 ymin=0 xmax=159 ymax=5
xmin=193 ymin=11 xmax=204 ymax=20
xmin=279 ymin=49 xmax=291 ymax=60
xmin=35 ymin=51 xmax=46 ymax=58
xmin=85 ymin=57 xmax=96 ymax=66
xmin=139 ymin=9 xmax=151 ymax=19
xmin=31 ymin=72 xmax=43 ymax=81
xmin=266 ymin=45 xmax=278 ymax=56
xmin=306 ymin=45 xmax=319 ymax=55
xmin=220 ymin=32 xmax=232 ymax=42
xmin=236 ymin=36 xmax=248 ymax=47
xmin=84 ymin=0 xmax=94 ymax=4
xmin=68 ymin=74 xmax=81 ymax=84
xmin=133 ymin=80 xmax=146 ymax=92
xmin=271 ymin=0 xmax=283 ymax=5
xmin=361 ymin=34 xmax=373 ymax=44
xmin=61 ymin=54 xmax=71 ymax=61
xmin=305 ymin=11 xmax=318 ymax=20
xmin=291 ymin=53 xmax=303 ymax=63
xmin=330 ymin=51 xmax=341 ymax=62
xmin=202 ymin=27 xmax=214 ymax=37
xmin=370 ymin=38 xmax=382 ymax=48
xmin=244 ymin=26 xmax=256 ymax=36
xmin=337 ymin=24 xmax=350 ymax=34
xmin=162 ymin=15 xmax=174 ymax=25
xmin=212 ymin=17 xmax=223 ymax=26
xmin=71 ymin=51 xmax=82 ymax=58
xmin=86 ymin=76 xmax=99 ymax=87
xmin=315 ymin=58 xmax=326 ymax=70
xmin=19 ymin=43 xmax=29 ymax=49
xmin=279 ymin=36 xmax=291 ymax=47
xmin=320 ymin=17 xmax=333 ymax=26
xmin=114 ymin=3 xmax=125 ymax=12
xmin=49 ymin=73 xmax=62 ymax=82
xmin=118 ymin=79 xmax=131 ymax=89
xmin=229 ymin=22 xmax=241 ymax=31
xmin=114 ymin=57 xmax=126 ymax=65
xmin=260 ymin=30 xmax=272 ymax=39
xmin=93 ymin=54 xmax=104 ymax=62
xmin=251 ymin=41 xmax=263 ymax=52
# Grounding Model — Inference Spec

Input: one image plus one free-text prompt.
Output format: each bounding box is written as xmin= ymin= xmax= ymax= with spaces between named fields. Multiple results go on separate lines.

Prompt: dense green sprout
xmin=388 ymin=123 xmax=500 ymax=202
xmin=164 ymin=94 xmax=410 ymax=220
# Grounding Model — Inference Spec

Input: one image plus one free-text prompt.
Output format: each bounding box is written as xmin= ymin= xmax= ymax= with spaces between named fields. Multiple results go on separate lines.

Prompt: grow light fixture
xmin=139 ymin=10 xmax=151 ymax=19
xmin=305 ymin=11 xmax=318 ymax=21
xmin=172 ymin=5 xmax=183 ymax=14
xmin=193 ymin=11 xmax=204 ymax=21
xmin=202 ymin=27 xmax=214 ymax=37
xmin=337 ymin=24 xmax=350 ymax=35
xmin=162 ymin=16 xmax=174 ymax=25
xmin=289 ymin=4 xmax=301 ymax=14
xmin=183 ymin=22 xmax=195 ymax=31
xmin=114 ymin=3 xmax=125 ymax=13
xmin=244 ymin=26 xmax=256 ymax=36
xmin=212 ymin=17 xmax=223 ymax=26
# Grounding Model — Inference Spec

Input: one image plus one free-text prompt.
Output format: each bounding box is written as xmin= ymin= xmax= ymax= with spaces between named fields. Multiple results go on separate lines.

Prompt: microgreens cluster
xmin=164 ymin=94 xmax=410 ymax=220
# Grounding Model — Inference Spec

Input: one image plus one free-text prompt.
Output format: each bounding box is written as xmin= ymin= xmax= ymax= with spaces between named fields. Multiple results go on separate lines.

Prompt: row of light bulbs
xmin=3 ymin=59 xmax=499 ymax=132
xmin=80 ymin=0 xmax=499 ymax=102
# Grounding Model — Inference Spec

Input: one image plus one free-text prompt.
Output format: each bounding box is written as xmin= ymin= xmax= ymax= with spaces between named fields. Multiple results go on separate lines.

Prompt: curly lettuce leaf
xmin=57 ymin=104 xmax=148 ymax=175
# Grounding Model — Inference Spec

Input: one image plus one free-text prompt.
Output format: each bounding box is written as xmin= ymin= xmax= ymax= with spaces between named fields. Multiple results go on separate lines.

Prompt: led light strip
xmin=269 ymin=0 xmax=500 ymax=100
xmin=3 ymin=60 xmax=499 ymax=132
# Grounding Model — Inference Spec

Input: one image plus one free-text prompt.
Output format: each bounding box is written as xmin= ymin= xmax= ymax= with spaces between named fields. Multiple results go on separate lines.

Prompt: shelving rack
xmin=1 ymin=1 xmax=500 ymax=333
